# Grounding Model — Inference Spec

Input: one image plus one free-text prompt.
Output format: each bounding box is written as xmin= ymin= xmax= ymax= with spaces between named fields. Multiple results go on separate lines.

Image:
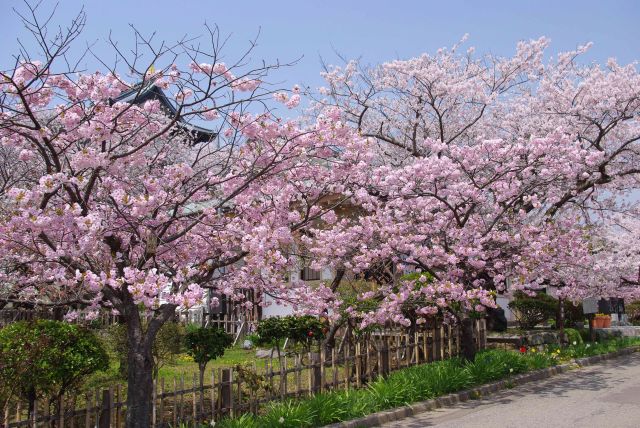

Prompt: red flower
xmin=307 ymin=331 xmax=314 ymax=337
xmin=519 ymin=346 xmax=527 ymax=353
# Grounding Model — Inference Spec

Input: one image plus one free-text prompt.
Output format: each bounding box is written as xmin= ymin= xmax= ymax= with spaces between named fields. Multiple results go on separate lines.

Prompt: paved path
xmin=380 ymin=352 xmax=640 ymax=428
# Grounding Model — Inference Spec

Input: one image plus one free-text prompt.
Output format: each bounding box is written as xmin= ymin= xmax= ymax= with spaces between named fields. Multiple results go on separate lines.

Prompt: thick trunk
xmin=125 ymin=337 xmax=155 ymax=428
xmin=114 ymin=293 xmax=176 ymax=428
xmin=459 ymin=317 xmax=476 ymax=361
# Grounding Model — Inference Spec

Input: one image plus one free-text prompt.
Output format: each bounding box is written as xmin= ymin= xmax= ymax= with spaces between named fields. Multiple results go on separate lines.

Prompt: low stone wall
xmin=487 ymin=330 xmax=566 ymax=349
xmin=594 ymin=326 xmax=640 ymax=340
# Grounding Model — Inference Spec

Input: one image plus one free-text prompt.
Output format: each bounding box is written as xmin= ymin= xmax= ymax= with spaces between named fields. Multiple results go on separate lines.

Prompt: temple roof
xmin=112 ymin=79 xmax=217 ymax=144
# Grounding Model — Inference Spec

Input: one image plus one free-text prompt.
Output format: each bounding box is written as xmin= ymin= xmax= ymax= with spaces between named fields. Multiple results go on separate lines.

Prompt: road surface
xmin=380 ymin=352 xmax=640 ymax=428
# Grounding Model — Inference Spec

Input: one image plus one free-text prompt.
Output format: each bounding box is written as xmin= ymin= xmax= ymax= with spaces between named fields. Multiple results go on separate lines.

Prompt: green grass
xmin=83 ymin=346 xmax=260 ymax=390
xmin=215 ymin=337 xmax=640 ymax=428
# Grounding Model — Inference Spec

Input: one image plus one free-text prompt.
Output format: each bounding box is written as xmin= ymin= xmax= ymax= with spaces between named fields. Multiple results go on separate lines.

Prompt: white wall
xmin=262 ymin=294 xmax=295 ymax=318
xmin=496 ymin=295 xmax=516 ymax=322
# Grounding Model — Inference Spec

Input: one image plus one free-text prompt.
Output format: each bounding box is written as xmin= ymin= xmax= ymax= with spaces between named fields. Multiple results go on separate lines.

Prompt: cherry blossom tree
xmin=306 ymin=37 xmax=640 ymax=359
xmin=0 ymin=4 xmax=364 ymax=426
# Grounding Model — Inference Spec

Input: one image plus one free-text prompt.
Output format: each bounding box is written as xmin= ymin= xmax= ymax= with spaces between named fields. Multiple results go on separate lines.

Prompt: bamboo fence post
xmin=192 ymin=373 xmax=197 ymax=421
xmin=172 ymin=377 xmax=177 ymax=428
xmin=343 ymin=344 xmax=350 ymax=390
xmin=70 ymin=394 xmax=77 ymax=428
xmin=236 ymin=368 xmax=242 ymax=415
xmin=434 ymin=326 xmax=442 ymax=361
xmin=216 ymin=368 xmax=222 ymax=415
xmin=381 ymin=336 xmax=390 ymax=378
xmin=283 ymin=355 xmax=288 ymax=398
xmin=252 ymin=361 xmax=259 ymax=413
xmin=332 ymin=347 xmax=338 ymax=388
xmin=98 ymin=389 xmax=111 ymax=428
xmin=109 ymin=386 xmax=115 ymax=428
xmin=355 ymin=342 xmax=362 ymax=388
xmin=448 ymin=325 xmax=453 ymax=358
xmin=307 ymin=351 xmax=313 ymax=396
xmin=179 ymin=374 xmax=185 ymax=422
xmin=296 ymin=355 xmax=302 ymax=398
xmin=158 ymin=379 xmax=164 ymax=427
xmin=94 ymin=389 xmax=100 ymax=427
xmin=220 ymin=368 xmax=232 ymax=417
xmin=264 ymin=360 xmax=272 ymax=402
xmin=269 ymin=359 xmax=275 ymax=398
xmin=31 ymin=398 xmax=36 ymax=428
xmin=211 ymin=369 xmax=216 ymax=420
xmin=320 ymin=348 xmax=326 ymax=393
xmin=84 ymin=392 xmax=91 ymax=428
xmin=229 ymin=369 xmax=235 ymax=418
xmin=152 ymin=376 xmax=157 ymax=427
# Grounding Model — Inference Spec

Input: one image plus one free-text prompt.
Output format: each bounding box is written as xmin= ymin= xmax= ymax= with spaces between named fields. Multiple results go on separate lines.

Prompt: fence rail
xmin=4 ymin=320 xmax=485 ymax=427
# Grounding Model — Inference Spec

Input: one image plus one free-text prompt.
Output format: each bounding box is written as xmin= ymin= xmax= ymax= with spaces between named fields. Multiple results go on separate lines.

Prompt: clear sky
xmin=1 ymin=0 xmax=639 ymax=90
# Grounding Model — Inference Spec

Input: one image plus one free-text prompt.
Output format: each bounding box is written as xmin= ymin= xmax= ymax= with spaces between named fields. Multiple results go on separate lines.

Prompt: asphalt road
xmin=380 ymin=352 xmax=640 ymax=428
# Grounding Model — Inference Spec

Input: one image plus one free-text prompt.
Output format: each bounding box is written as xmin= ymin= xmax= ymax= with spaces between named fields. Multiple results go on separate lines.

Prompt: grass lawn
xmin=84 ymin=345 xmax=308 ymax=391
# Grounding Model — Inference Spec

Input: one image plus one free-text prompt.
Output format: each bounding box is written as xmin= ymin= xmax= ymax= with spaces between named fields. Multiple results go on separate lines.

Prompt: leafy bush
xmin=106 ymin=321 xmax=185 ymax=378
xmin=562 ymin=301 xmax=586 ymax=327
xmin=0 ymin=320 xmax=108 ymax=415
xmin=184 ymin=325 xmax=232 ymax=370
xmin=255 ymin=316 xmax=325 ymax=355
xmin=184 ymin=325 xmax=232 ymax=412
xmin=564 ymin=328 xmax=583 ymax=346
xmin=627 ymin=301 xmax=640 ymax=325
xmin=508 ymin=291 xmax=558 ymax=329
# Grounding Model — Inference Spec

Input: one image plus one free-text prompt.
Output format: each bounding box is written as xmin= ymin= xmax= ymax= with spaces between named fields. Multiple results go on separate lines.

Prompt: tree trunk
xmin=459 ymin=316 xmax=476 ymax=361
xmin=125 ymin=334 xmax=155 ymax=428
xmin=26 ymin=386 xmax=36 ymax=425
xmin=558 ymin=298 xmax=565 ymax=348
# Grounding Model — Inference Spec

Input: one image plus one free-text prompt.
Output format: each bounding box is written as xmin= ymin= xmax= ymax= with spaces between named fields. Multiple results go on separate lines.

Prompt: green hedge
xmin=508 ymin=291 xmax=558 ymax=329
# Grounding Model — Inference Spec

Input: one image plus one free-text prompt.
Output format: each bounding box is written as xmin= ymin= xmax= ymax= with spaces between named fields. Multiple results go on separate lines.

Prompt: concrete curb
xmin=324 ymin=345 xmax=640 ymax=428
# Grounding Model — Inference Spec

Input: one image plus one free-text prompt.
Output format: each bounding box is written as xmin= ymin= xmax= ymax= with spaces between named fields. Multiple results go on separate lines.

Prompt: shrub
xmin=0 ymin=320 xmax=108 ymax=417
xmin=508 ymin=291 xmax=558 ymax=329
xmin=255 ymin=316 xmax=325 ymax=355
xmin=627 ymin=301 xmax=640 ymax=325
xmin=106 ymin=321 xmax=185 ymax=379
xmin=564 ymin=328 xmax=583 ymax=346
xmin=562 ymin=300 xmax=586 ymax=327
xmin=184 ymin=325 xmax=233 ymax=411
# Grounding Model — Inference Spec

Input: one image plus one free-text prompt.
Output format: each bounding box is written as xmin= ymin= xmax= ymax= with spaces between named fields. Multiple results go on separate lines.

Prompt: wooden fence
xmin=0 ymin=309 xmax=120 ymax=328
xmin=0 ymin=310 xmax=247 ymax=337
xmin=4 ymin=320 xmax=486 ymax=427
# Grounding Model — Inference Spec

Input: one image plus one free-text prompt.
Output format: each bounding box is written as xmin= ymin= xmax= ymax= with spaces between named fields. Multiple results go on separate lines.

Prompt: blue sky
xmin=1 ymin=0 xmax=639 ymax=90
